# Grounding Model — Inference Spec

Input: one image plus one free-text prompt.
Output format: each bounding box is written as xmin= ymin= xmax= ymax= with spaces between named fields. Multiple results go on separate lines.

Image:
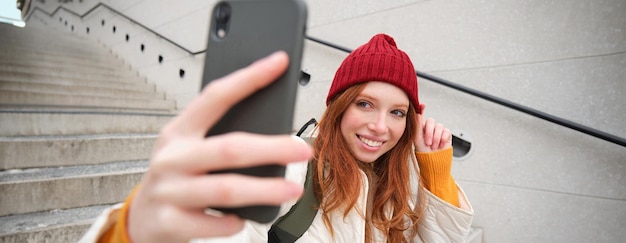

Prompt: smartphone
xmin=201 ymin=0 xmax=307 ymax=223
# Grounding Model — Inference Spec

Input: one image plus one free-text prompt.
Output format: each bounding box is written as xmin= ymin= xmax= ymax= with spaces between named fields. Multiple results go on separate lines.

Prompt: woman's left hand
xmin=414 ymin=104 xmax=453 ymax=152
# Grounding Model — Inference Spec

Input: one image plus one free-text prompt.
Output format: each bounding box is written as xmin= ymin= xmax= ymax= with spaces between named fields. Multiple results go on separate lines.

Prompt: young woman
xmin=81 ymin=34 xmax=473 ymax=243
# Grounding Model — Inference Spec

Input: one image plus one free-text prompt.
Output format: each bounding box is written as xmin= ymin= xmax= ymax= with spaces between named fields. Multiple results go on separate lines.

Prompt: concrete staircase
xmin=0 ymin=23 xmax=174 ymax=242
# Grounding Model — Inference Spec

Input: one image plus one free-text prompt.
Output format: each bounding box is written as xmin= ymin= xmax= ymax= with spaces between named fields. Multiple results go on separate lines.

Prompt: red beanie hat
xmin=326 ymin=34 xmax=420 ymax=113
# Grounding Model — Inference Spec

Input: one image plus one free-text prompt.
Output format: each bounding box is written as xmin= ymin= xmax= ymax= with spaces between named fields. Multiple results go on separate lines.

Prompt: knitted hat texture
xmin=326 ymin=34 xmax=420 ymax=113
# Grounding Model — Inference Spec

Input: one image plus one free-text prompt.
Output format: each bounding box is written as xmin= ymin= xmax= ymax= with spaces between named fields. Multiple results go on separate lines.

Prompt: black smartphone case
xmin=202 ymin=0 xmax=307 ymax=223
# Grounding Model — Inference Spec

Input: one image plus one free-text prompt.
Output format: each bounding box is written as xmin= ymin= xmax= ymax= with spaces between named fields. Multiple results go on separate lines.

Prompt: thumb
xmin=413 ymin=104 xmax=427 ymax=151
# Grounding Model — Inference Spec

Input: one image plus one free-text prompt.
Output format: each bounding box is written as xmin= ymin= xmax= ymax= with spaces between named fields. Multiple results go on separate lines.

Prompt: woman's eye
xmin=356 ymin=101 xmax=371 ymax=108
xmin=391 ymin=110 xmax=407 ymax=117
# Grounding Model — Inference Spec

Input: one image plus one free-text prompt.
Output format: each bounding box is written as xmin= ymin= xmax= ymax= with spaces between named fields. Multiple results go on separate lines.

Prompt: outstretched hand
xmin=414 ymin=104 xmax=453 ymax=153
xmin=127 ymin=52 xmax=313 ymax=243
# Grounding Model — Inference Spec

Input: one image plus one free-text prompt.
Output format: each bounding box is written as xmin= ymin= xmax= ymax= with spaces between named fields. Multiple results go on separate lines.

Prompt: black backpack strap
xmin=295 ymin=118 xmax=318 ymax=137
xmin=268 ymin=160 xmax=319 ymax=243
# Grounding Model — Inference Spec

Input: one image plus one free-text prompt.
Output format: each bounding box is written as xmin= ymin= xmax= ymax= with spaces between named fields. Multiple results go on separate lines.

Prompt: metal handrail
xmin=24 ymin=3 xmax=626 ymax=147
xmin=24 ymin=3 xmax=205 ymax=55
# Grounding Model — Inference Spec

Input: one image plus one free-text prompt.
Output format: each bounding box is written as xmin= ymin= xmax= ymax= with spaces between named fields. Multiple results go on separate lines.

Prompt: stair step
xmin=0 ymin=160 xmax=146 ymax=216
xmin=0 ymin=110 xmax=173 ymax=136
xmin=0 ymin=24 xmax=91 ymax=43
xmin=0 ymin=69 xmax=152 ymax=89
xmin=0 ymin=43 xmax=118 ymax=60
xmin=0 ymin=36 xmax=123 ymax=60
xmin=0 ymin=133 xmax=157 ymax=170
xmin=0 ymin=80 xmax=164 ymax=100
xmin=0 ymin=27 xmax=117 ymax=58
xmin=0 ymin=106 xmax=177 ymax=115
xmin=0 ymin=54 xmax=127 ymax=74
xmin=0 ymin=47 xmax=128 ymax=71
xmin=0 ymin=62 xmax=142 ymax=83
xmin=0 ymin=41 xmax=114 ymax=59
xmin=0 ymin=204 xmax=113 ymax=242
xmin=0 ymin=72 xmax=156 ymax=92
xmin=0 ymin=90 xmax=175 ymax=111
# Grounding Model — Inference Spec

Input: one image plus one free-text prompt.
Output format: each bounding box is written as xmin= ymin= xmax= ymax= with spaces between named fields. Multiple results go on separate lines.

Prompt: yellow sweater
xmin=416 ymin=147 xmax=460 ymax=207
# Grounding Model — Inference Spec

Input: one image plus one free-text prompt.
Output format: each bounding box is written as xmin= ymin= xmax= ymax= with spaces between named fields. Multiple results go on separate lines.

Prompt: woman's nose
xmin=367 ymin=112 xmax=387 ymax=134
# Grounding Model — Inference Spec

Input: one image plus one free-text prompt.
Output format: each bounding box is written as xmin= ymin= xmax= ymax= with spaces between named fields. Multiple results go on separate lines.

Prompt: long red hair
xmin=312 ymin=83 xmax=426 ymax=242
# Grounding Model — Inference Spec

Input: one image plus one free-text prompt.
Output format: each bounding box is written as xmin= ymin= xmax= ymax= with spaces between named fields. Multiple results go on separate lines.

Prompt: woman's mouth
xmin=357 ymin=135 xmax=383 ymax=147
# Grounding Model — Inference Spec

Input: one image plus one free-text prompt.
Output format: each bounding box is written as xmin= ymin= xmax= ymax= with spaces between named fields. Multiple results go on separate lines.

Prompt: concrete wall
xmin=23 ymin=0 xmax=626 ymax=242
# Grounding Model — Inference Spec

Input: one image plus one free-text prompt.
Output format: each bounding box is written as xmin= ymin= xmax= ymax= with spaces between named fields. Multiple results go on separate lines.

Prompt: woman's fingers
xmin=441 ymin=128 xmax=452 ymax=149
xmin=431 ymin=124 xmax=441 ymax=149
xmin=415 ymin=108 xmax=453 ymax=152
xmin=423 ymin=118 xmax=435 ymax=146
xmin=146 ymin=133 xmax=311 ymax=208
xmin=152 ymin=133 xmax=312 ymax=174
xmin=153 ymin=175 xmax=303 ymax=208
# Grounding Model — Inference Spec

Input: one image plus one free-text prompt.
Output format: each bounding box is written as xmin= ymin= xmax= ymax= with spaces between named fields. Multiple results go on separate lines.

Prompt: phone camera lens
xmin=214 ymin=3 xmax=231 ymax=39
xmin=216 ymin=3 xmax=231 ymax=22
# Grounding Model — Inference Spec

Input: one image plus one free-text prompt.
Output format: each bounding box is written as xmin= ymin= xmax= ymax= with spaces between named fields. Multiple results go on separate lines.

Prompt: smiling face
xmin=340 ymin=81 xmax=409 ymax=163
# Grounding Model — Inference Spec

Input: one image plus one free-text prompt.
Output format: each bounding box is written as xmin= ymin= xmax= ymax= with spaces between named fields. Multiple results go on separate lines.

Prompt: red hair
xmin=313 ymin=83 xmax=425 ymax=242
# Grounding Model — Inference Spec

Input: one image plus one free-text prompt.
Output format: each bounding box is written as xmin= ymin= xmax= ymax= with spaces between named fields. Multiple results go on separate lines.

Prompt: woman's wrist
xmin=415 ymin=147 xmax=459 ymax=207
xmin=98 ymin=185 xmax=141 ymax=243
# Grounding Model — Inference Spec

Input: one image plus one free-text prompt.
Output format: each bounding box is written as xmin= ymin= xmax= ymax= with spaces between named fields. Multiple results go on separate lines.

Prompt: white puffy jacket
xmin=81 ymin=160 xmax=473 ymax=243
xmin=194 ymin=160 xmax=474 ymax=243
